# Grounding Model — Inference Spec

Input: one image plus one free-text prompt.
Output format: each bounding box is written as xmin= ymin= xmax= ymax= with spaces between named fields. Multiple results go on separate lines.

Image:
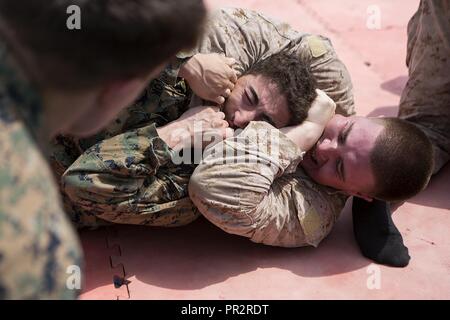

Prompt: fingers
xmin=216 ymin=111 xmax=226 ymax=120
xmin=211 ymin=119 xmax=228 ymax=128
xmin=228 ymin=69 xmax=237 ymax=83
xmin=214 ymin=96 xmax=226 ymax=105
xmin=224 ymin=57 xmax=236 ymax=67
xmin=222 ymin=88 xmax=231 ymax=98
xmin=223 ymin=127 xmax=235 ymax=139
xmin=204 ymin=106 xmax=221 ymax=113
xmin=225 ymin=80 xmax=235 ymax=90
xmin=222 ymin=56 xmax=237 ymax=82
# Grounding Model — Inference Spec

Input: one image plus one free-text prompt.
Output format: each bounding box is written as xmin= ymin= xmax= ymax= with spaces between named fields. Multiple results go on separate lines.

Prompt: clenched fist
xmin=157 ymin=106 xmax=234 ymax=151
xmin=306 ymin=89 xmax=336 ymax=126
xmin=179 ymin=53 xmax=237 ymax=105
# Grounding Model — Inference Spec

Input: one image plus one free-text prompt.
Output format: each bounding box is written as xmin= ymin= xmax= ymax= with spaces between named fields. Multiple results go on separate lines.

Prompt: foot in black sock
xmin=352 ymin=197 xmax=411 ymax=267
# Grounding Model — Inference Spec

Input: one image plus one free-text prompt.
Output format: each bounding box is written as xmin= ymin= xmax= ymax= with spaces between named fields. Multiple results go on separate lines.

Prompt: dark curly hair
xmin=246 ymin=52 xmax=317 ymax=125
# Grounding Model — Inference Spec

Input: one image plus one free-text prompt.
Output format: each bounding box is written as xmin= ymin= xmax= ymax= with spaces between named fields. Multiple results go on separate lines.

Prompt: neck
xmin=41 ymin=87 xmax=99 ymax=138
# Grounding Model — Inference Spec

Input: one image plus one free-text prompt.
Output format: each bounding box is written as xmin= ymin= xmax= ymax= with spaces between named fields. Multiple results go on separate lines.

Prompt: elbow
xmin=61 ymin=171 xmax=92 ymax=204
xmin=188 ymin=167 xmax=212 ymax=208
xmin=188 ymin=166 xmax=255 ymax=237
xmin=188 ymin=164 xmax=243 ymax=215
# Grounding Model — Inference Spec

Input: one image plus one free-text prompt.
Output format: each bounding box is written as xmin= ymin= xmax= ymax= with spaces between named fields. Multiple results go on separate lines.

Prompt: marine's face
xmin=301 ymin=114 xmax=384 ymax=198
xmin=223 ymin=74 xmax=291 ymax=129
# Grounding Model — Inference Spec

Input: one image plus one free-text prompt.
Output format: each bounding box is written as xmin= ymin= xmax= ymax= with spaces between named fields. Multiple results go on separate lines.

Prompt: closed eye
xmin=336 ymin=158 xmax=344 ymax=181
xmin=249 ymin=86 xmax=259 ymax=105
xmin=337 ymin=157 xmax=347 ymax=182
xmin=244 ymin=90 xmax=253 ymax=105
xmin=339 ymin=122 xmax=354 ymax=145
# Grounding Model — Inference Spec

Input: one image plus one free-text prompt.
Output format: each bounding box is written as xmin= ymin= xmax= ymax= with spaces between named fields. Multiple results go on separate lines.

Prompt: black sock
xmin=352 ymin=197 xmax=410 ymax=267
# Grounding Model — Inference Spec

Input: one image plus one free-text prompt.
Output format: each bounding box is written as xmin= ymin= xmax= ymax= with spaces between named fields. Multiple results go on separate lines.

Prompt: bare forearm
xmin=281 ymin=121 xmax=324 ymax=153
xmin=156 ymin=123 xmax=179 ymax=149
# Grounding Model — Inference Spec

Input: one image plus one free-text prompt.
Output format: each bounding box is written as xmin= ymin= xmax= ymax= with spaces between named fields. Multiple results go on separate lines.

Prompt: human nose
xmin=233 ymin=109 xmax=257 ymax=128
xmin=316 ymin=137 xmax=338 ymax=159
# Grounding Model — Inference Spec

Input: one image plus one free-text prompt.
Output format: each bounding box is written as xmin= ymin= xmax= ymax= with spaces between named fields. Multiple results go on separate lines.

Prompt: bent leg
xmin=399 ymin=0 xmax=450 ymax=174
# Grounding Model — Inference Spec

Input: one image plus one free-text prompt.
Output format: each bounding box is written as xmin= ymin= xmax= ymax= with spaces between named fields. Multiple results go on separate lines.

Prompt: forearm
xmin=281 ymin=121 xmax=324 ymax=153
xmin=156 ymin=122 xmax=182 ymax=150
xmin=189 ymin=122 xmax=306 ymax=245
xmin=62 ymin=124 xmax=174 ymax=214
xmin=177 ymin=58 xmax=191 ymax=80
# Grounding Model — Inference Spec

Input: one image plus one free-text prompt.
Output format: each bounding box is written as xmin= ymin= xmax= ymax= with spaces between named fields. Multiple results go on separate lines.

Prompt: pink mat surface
xmin=79 ymin=0 xmax=450 ymax=300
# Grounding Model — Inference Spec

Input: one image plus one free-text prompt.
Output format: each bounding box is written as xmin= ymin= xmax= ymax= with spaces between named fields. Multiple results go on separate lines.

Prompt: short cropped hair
xmin=370 ymin=117 xmax=434 ymax=201
xmin=0 ymin=0 xmax=206 ymax=90
xmin=247 ymin=52 xmax=317 ymax=125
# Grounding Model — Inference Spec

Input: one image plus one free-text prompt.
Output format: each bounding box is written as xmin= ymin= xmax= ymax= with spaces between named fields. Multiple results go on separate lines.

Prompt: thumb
xmin=223 ymin=127 xmax=235 ymax=139
xmin=213 ymin=96 xmax=226 ymax=105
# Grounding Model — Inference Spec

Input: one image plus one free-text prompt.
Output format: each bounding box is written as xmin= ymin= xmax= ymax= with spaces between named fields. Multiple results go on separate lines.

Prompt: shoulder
xmin=298 ymin=35 xmax=356 ymax=116
xmin=208 ymin=7 xmax=298 ymax=38
xmin=208 ymin=7 xmax=261 ymax=23
xmin=0 ymin=102 xmax=63 ymax=220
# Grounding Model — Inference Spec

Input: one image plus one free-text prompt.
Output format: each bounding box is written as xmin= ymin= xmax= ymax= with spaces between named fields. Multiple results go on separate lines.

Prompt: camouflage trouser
xmin=398 ymin=0 xmax=450 ymax=174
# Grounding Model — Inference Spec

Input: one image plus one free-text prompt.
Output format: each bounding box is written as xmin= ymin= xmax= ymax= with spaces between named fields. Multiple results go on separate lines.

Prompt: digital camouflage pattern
xmin=0 ymin=40 xmax=82 ymax=299
xmin=399 ymin=0 xmax=450 ymax=174
xmin=54 ymin=67 xmax=201 ymax=228
xmin=53 ymin=8 xmax=352 ymax=247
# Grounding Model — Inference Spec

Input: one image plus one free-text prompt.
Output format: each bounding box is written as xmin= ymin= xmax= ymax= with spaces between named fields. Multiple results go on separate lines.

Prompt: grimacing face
xmin=301 ymin=114 xmax=385 ymax=200
xmin=223 ymin=74 xmax=291 ymax=129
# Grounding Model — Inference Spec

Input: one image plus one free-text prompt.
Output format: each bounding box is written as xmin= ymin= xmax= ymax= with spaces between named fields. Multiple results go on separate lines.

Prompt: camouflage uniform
xmin=0 ymin=40 xmax=82 ymax=299
xmin=60 ymin=73 xmax=200 ymax=228
xmin=399 ymin=0 xmax=450 ymax=174
xmin=189 ymin=122 xmax=347 ymax=247
xmin=55 ymin=8 xmax=352 ymax=247
xmin=178 ymin=8 xmax=355 ymax=116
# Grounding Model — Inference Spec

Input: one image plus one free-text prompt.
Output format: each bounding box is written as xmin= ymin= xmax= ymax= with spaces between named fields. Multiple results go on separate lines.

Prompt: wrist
xmin=156 ymin=124 xmax=177 ymax=149
xmin=178 ymin=61 xmax=189 ymax=80
xmin=156 ymin=121 xmax=191 ymax=150
xmin=178 ymin=57 xmax=195 ymax=81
